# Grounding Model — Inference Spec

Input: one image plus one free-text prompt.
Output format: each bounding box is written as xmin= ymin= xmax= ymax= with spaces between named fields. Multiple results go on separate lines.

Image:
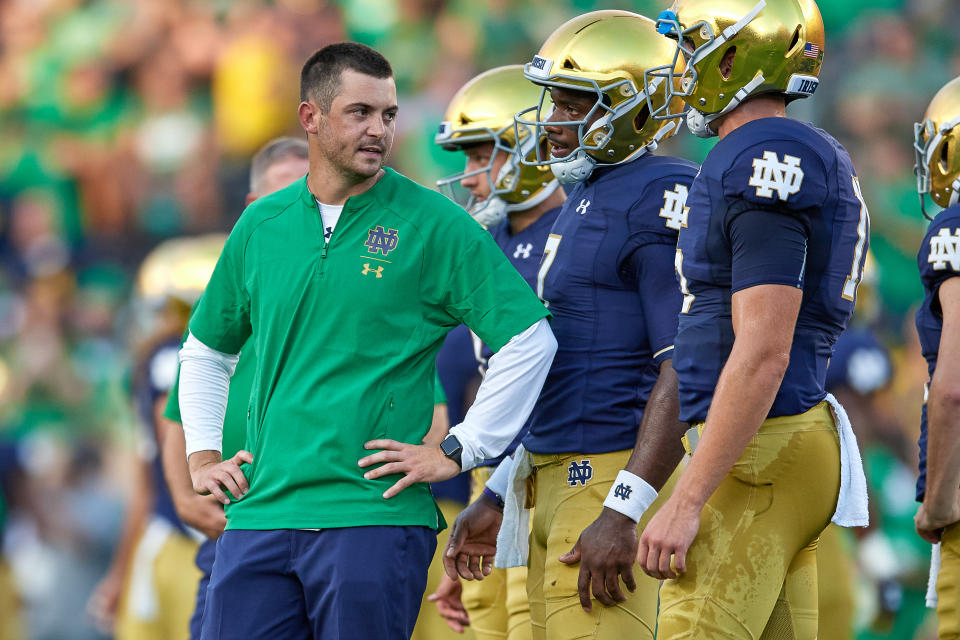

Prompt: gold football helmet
xmin=514 ymin=10 xmax=684 ymax=184
xmin=136 ymin=234 xmax=227 ymax=308
xmin=435 ymin=65 xmax=559 ymax=227
xmin=646 ymin=0 xmax=825 ymax=137
xmin=914 ymin=76 xmax=960 ymax=218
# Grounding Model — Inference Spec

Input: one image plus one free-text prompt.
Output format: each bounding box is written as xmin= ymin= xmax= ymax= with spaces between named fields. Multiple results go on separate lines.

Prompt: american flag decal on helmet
xmin=803 ymin=43 xmax=820 ymax=58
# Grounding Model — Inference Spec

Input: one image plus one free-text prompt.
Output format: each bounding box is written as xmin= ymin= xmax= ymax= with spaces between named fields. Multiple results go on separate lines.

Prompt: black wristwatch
xmin=440 ymin=434 xmax=463 ymax=469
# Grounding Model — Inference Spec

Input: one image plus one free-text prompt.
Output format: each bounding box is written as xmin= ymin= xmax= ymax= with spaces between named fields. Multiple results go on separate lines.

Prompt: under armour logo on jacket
xmin=576 ymin=199 xmax=591 ymax=215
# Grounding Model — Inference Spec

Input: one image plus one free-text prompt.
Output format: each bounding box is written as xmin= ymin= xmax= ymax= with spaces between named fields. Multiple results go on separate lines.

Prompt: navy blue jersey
xmin=135 ymin=336 xmax=189 ymax=533
xmin=490 ymin=206 xmax=562 ymax=292
xmin=674 ymin=118 xmax=869 ymax=423
xmin=471 ymin=206 xmax=563 ymax=464
xmin=824 ymin=327 xmax=891 ymax=395
xmin=524 ymin=154 xmax=697 ymax=455
xmin=432 ymin=324 xmax=478 ymax=504
xmin=915 ymin=205 xmax=960 ymax=501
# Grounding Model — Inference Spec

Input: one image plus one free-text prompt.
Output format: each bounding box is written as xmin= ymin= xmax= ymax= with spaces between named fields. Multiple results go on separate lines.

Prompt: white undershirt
xmin=316 ymin=200 xmax=344 ymax=242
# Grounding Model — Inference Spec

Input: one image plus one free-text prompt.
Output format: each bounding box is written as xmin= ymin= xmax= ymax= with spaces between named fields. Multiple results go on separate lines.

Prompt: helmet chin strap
xmin=951 ymin=177 xmax=960 ymax=207
xmin=470 ymin=197 xmax=508 ymax=228
xmin=686 ymin=73 xmax=766 ymax=138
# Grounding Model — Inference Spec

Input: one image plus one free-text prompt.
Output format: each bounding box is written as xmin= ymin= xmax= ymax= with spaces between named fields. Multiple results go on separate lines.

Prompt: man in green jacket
xmin=178 ymin=43 xmax=556 ymax=640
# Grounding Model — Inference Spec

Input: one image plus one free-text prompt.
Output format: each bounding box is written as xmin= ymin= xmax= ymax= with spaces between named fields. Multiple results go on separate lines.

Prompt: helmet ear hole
xmin=719 ymin=46 xmax=736 ymax=80
xmin=940 ymin=140 xmax=950 ymax=174
xmin=787 ymin=26 xmax=802 ymax=56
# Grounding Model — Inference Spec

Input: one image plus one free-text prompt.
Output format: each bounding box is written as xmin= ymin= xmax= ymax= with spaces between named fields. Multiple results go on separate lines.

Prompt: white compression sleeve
xmin=179 ymin=332 xmax=239 ymax=457
xmin=449 ymin=318 xmax=557 ymax=470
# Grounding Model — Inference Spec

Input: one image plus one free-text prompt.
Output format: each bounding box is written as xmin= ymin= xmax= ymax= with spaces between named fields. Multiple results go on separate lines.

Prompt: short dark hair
xmin=249 ymin=137 xmax=309 ymax=194
xmin=300 ymin=42 xmax=393 ymax=110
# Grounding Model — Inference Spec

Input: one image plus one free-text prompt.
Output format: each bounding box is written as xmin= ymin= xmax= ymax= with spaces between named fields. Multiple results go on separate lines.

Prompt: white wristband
xmin=602 ymin=470 xmax=658 ymax=523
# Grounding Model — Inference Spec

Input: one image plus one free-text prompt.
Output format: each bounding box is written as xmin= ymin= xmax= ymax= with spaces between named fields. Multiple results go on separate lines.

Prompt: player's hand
xmin=177 ymin=493 xmax=228 ymax=540
xmin=559 ymin=508 xmax=638 ymax=612
xmin=358 ymin=439 xmax=460 ymax=499
xmin=637 ymin=495 xmax=701 ymax=579
xmin=87 ymin=569 xmax=123 ymax=633
xmin=915 ymin=498 xmax=960 ymax=543
xmin=444 ymin=492 xmax=503 ymax=581
xmin=427 ymin=573 xmax=470 ymax=633
xmin=189 ymin=450 xmax=254 ymax=505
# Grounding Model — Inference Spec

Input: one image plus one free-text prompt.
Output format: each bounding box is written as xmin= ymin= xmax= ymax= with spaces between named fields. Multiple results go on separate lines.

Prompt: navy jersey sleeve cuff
xmin=727 ymin=207 xmax=810 ymax=294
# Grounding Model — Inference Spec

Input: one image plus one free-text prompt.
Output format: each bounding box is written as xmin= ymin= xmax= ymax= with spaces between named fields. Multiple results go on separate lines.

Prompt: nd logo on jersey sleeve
xmin=747 ymin=151 xmax=805 ymax=201
xmin=659 ymin=184 xmax=690 ymax=230
xmin=928 ymin=227 xmax=960 ymax=271
xmin=725 ymin=141 xmax=826 ymax=211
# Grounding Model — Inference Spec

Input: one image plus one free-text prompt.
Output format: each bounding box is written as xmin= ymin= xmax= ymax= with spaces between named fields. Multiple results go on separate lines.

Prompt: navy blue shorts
xmin=190 ymin=538 xmax=217 ymax=640
xmin=200 ymin=526 xmax=436 ymax=640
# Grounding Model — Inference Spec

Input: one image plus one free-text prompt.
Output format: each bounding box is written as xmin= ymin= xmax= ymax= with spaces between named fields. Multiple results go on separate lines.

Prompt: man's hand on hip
xmin=358 ymin=439 xmax=460 ymax=499
xmin=188 ymin=450 xmax=254 ymax=505
xmin=443 ymin=492 xmax=503 ymax=581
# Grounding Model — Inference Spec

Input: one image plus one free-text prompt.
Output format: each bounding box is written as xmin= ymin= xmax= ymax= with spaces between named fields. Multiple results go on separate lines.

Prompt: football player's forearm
xmin=673 ymin=346 xmax=788 ymax=509
xmin=926 ymin=279 xmax=960 ymax=514
xmin=622 ymin=359 xmax=685 ymax=491
xmin=160 ymin=418 xmax=201 ymax=514
xmin=925 ymin=385 xmax=960 ymax=514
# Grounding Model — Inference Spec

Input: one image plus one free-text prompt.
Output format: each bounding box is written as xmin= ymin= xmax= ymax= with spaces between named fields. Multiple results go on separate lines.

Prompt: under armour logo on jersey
xmin=514 ymin=243 xmax=533 ymax=259
xmin=576 ymin=199 xmax=591 ymax=216
xmin=567 ymin=460 xmax=593 ymax=487
xmin=361 ymin=263 xmax=384 ymax=278
xmin=928 ymin=228 xmax=960 ymax=271
xmin=659 ymin=184 xmax=690 ymax=230
xmin=324 ymin=226 xmax=333 ymax=241
xmin=365 ymin=226 xmax=400 ymax=256
xmin=748 ymin=151 xmax=804 ymax=201
xmin=613 ymin=483 xmax=632 ymax=500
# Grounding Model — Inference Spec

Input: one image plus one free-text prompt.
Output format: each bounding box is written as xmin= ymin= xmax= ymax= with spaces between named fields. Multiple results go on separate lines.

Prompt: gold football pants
xmin=657 ymin=401 xmax=841 ymax=639
xmin=936 ymin=522 xmax=960 ymax=640
xmin=816 ymin=524 xmax=856 ymax=640
xmin=459 ymin=467 xmax=531 ymax=640
xmin=527 ymin=449 xmax=679 ymax=640
xmin=412 ymin=498 xmax=476 ymax=640
xmin=0 ymin=558 xmax=23 ymax=640
xmin=115 ymin=519 xmax=202 ymax=640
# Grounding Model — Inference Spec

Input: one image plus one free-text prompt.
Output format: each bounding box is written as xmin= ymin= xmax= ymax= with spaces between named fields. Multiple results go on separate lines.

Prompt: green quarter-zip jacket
xmin=189 ymin=169 xmax=549 ymax=530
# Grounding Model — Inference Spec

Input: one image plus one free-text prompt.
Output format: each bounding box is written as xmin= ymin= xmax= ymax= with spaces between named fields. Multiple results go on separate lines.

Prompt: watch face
xmin=441 ymin=435 xmax=461 ymax=456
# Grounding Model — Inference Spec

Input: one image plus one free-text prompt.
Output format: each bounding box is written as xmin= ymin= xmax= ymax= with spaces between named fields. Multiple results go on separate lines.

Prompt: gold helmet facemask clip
xmin=645 ymin=1 xmax=768 ymax=131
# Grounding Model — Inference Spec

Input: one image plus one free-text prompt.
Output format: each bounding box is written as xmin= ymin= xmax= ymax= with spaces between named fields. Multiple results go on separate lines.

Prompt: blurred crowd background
xmin=1 ymin=0 xmax=959 ymax=638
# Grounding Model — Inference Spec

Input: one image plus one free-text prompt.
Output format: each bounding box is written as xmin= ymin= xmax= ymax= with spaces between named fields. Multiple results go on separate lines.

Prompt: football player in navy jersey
xmin=912 ymin=75 xmax=960 ymax=639
xmin=442 ymin=12 xmax=698 ymax=639
xmin=431 ymin=65 xmax=564 ymax=640
xmin=637 ymin=0 xmax=870 ymax=637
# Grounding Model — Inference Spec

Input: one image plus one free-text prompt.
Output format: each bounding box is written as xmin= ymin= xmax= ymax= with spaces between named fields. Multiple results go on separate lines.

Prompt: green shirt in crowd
xmin=188 ymin=169 xmax=548 ymax=531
